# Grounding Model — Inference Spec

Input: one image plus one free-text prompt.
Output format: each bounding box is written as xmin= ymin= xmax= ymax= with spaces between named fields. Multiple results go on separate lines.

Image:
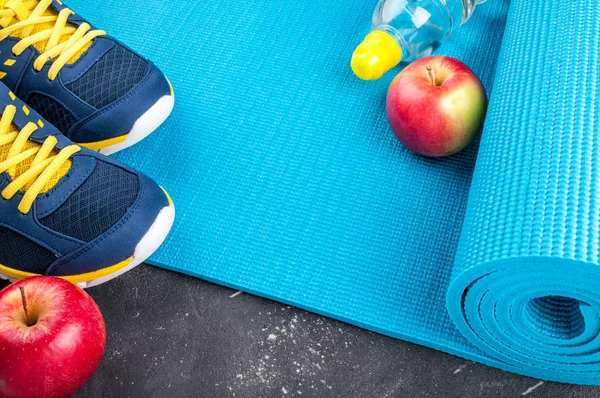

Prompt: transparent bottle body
xmin=372 ymin=0 xmax=480 ymax=62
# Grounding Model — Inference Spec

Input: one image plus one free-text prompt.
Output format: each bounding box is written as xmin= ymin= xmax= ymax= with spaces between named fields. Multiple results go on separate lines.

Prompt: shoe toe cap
xmin=46 ymin=164 xmax=173 ymax=278
xmin=70 ymin=59 xmax=172 ymax=144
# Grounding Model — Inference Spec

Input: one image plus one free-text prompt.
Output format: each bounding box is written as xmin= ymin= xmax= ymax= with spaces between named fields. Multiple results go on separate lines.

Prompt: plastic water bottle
xmin=351 ymin=0 xmax=486 ymax=80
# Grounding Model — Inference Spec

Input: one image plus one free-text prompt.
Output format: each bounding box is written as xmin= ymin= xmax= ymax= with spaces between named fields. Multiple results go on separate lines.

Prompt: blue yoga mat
xmin=69 ymin=0 xmax=600 ymax=384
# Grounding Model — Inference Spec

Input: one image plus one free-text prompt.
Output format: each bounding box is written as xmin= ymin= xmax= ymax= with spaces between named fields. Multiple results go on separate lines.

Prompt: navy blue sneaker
xmin=0 ymin=0 xmax=174 ymax=154
xmin=0 ymin=83 xmax=175 ymax=288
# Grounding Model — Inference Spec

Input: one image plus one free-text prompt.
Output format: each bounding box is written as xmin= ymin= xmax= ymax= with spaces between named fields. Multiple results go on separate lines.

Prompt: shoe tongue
xmin=0 ymin=0 xmax=89 ymax=60
xmin=0 ymin=124 xmax=39 ymax=179
xmin=0 ymin=123 xmax=71 ymax=192
xmin=0 ymin=0 xmax=36 ymax=27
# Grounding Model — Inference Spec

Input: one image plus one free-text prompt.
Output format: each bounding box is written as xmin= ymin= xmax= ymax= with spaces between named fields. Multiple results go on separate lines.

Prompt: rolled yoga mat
xmin=69 ymin=0 xmax=600 ymax=384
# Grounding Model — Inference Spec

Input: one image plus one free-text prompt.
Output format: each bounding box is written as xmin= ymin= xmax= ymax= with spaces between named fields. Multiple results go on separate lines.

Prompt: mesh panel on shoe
xmin=40 ymin=160 xmax=140 ymax=242
xmin=66 ymin=44 xmax=149 ymax=109
xmin=0 ymin=227 xmax=57 ymax=274
xmin=27 ymin=94 xmax=78 ymax=135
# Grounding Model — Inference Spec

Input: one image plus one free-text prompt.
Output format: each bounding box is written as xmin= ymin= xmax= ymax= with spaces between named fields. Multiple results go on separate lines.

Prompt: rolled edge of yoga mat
xmin=447 ymin=0 xmax=600 ymax=385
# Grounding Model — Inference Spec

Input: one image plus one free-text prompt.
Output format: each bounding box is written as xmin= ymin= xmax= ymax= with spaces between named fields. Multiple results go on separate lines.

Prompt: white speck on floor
xmin=453 ymin=364 xmax=467 ymax=374
xmin=521 ymin=381 xmax=544 ymax=396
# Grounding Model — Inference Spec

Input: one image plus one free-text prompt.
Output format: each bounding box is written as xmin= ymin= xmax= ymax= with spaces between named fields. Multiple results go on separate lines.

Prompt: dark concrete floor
xmin=3 ymin=266 xmax=600 ymax=397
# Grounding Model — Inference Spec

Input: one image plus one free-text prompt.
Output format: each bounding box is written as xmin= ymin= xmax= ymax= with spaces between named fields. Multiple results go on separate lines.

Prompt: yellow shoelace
xmin=0 ymin=0 xmax=106 ymax=81
xmin=0 ymin=104 xmax=79 ymax=214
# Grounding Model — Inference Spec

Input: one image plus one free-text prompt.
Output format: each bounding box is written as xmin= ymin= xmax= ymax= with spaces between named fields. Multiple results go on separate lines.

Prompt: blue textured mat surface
xmin=69 ymin=0 xmax=600 ymax=384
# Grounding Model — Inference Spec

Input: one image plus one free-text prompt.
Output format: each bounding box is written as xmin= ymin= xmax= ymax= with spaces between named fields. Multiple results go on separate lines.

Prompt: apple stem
xmin=426 ymin=66 xmax=436 ymax=86
xmin=19 ymin=286 xmax=32 ymax=327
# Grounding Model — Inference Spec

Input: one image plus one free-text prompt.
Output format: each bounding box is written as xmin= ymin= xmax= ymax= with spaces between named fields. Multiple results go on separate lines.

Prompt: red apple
xmin=0 ymin=277 xmax=106 ymax=398
xmin=386 ymin=55 xmax=487 ymax=157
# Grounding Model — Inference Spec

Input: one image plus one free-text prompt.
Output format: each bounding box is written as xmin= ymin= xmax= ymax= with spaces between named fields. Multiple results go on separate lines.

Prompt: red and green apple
xmin=386 ymin=55 xmax=488 ymax=157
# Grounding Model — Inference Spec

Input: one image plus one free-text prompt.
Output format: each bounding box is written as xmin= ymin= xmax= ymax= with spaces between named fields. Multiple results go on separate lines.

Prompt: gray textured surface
xmin=2 ymin=267 xmax=598 ymax=397
xmin=65 ymin=265 xmax=600 ymax=397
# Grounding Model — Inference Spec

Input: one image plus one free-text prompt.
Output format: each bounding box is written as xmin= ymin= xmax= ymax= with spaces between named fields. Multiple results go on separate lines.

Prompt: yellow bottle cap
xmin=351 ymin=31 xmax=402 ymax=81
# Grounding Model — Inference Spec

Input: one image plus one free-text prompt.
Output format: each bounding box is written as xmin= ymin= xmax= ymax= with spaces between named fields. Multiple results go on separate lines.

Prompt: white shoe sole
xmin=99 ymin=94 xmax=175 ymax=155
xmin=0 ymin=203 xmax=176 ymax=288
xmin=79 ymin=203 xmax=176 ymax=288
